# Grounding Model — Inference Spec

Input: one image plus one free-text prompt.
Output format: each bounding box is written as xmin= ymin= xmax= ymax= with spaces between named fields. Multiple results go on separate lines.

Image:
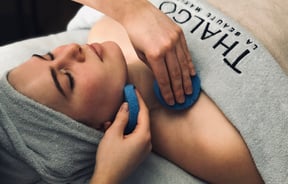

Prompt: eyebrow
xmin=50 ymin=67 xmax=66 ymax=97
xmin=32 ymin=54 xmax=47 ymax=60
xmin=32 ymin=52 xmax=54 ymax=60
xmin=33 ymin=53 xmax=73 ymax=94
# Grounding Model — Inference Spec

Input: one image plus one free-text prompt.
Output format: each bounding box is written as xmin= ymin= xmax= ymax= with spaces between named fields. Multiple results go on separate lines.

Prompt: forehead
xmin=14 ymin=57 xmax=50 ymax=81
xmin=9 ymin=58 xmax=60 ymax=98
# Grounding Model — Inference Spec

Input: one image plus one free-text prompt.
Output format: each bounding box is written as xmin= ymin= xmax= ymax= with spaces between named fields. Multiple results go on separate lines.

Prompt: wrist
xmin=84 ymin=0 xmax=149 ymax=23
xmin=73 ymin=0 xmax=152 ymax=26
xmin=90 ymin=174 xmax=118 ymax=184
xmin=111 ymin=0 xmax=149 ymax=23
xmin=90 ymin=169 xmax=122 ymax=184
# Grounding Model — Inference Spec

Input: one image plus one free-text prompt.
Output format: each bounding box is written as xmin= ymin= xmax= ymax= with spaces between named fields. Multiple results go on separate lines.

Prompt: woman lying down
xmin=1 ymin=0 xmax=288 ymax=183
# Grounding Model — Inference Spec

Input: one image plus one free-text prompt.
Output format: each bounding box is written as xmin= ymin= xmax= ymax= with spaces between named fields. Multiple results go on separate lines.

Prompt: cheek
xmin=20 ymin=76 xmax=63 ymax=106
xmin=68 ymin=61 xmax=127 ymax=126
xmin=71 ymin=80 xmax=124 ymax=126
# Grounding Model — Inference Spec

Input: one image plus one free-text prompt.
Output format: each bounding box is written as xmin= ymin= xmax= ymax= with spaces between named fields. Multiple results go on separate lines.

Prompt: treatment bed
xmin=1 ymin=0 xmax=287 ymax=183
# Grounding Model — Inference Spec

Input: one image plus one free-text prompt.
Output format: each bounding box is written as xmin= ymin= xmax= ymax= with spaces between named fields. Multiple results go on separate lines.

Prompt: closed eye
xmin=64 ymin=71 xmax=74 ymax=90
xmin=50 ymin=67 xmax=66 ymax=97
xmin=33 ymin=52 xmax=74 ymax=93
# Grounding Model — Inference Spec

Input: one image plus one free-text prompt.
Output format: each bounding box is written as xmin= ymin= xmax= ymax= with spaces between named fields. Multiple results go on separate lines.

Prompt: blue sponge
xmin=153 ymin=75 xmax=201 ymax=110
xmin=123 ymin=84 xmax=139 ymax=134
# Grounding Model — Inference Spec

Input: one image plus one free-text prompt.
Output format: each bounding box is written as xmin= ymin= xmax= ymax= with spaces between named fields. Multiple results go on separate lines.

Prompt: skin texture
xmin=88 ymin=16 xmax=264 ymax=184
xmin=73 ymin=0 xmax=196 ymax=106
xmin=91 ymin=93 xmax=151 ymax=184
xmin=8 ymin=42 xmax=128 ymax=129
xmin=9 ymin=0 xmax=288 ymax=183
xmin=8 ymin=42 xmax=152 ymax=184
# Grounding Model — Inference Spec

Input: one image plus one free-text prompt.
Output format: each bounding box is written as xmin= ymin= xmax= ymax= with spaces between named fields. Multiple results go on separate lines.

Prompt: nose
xmin=54 ymin=43 xmax=85 ymax=68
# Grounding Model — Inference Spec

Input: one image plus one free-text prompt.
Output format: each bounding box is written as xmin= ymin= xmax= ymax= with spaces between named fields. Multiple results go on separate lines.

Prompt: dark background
xmin=0 ymin=0 xmax=82 ymax=46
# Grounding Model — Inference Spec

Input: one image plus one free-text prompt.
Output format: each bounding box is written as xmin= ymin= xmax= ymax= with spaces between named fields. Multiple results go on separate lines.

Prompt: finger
xmin=108 ymin=102 xmax=129 ymax=136
xmin=176 ymin=37 xmax=193 ymax=95
xmin=165 ymin=49 xmax=185 ymax=104
xmin=131 ymin=90 xmax=150 ymax=134
xmin=149 ymin=56 xmax=175 ymax=106
xmin=180 ymin=33 xmax=196 ymax=76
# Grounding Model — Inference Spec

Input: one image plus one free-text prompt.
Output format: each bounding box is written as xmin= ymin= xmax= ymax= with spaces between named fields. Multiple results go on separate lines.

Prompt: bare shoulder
xmin=206 ymin=0 xmax=288 ymax=73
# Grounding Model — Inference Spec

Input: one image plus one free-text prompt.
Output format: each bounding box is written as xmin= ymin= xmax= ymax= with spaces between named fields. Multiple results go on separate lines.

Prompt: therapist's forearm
xmin=90 ymin=174 xmax=119 ymax=184
xmin=72 ymin=0 xmax=149 ymax=23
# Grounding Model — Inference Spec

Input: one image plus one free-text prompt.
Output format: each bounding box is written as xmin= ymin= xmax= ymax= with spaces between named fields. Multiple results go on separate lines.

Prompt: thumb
xmin=108 ymin=102 xmax=130 ymax=136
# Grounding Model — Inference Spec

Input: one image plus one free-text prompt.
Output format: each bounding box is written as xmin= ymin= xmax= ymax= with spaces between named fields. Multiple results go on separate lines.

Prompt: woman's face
xmin=8 ymin=41 xmax=128 ymax=130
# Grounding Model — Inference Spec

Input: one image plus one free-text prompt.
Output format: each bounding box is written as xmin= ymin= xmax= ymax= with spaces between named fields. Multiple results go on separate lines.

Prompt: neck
xmin=126 ymin=62 xmax=161 ymax=110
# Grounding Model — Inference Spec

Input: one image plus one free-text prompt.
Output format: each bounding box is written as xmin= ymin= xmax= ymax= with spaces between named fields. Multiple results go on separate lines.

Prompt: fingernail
xmin=121 ymin=102 xmax=129 ymax=112
xmin=186 ymin=86 xmax=193 ymax=95
xmin=179 ymin=96 xmax=185 ymax=104
xmin=191 ymin=70 xmax=196 ymax=76
xmin=168 ymin=99 xmax=175 ymax=106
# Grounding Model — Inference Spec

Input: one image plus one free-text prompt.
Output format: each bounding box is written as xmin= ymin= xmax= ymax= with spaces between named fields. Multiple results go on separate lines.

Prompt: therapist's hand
xmin=121 ymin=1 xmax=196 ymax=105
xmin=90 ymin=90 xmax=151 ymax=184
xmin=73 ymin=0 xmax=196 ymax=105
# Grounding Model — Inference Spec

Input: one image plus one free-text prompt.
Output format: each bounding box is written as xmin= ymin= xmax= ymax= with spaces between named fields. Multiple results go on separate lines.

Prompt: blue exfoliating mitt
xmin=153 ymin=75 xmax=201 ymax=110
xmin=123 ymin=84 xmax=139 ymax=134
xmin=123 ymin=75 xmax=201 ymax=135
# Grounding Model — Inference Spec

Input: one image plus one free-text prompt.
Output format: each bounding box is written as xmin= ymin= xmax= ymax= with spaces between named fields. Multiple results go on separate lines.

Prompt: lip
xmin=87 ymin=43 xmax=103 ymax=61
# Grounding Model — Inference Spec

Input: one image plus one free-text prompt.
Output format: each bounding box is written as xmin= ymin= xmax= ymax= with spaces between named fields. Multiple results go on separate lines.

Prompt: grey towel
xmin=0 ymin=73 xmax=103 ymax=183
xmin=0 ymin=31 xmax=201 ymax=184
xmin=149 ymin=0 xmax=288 ymax=183
xmin=1 ymin=0 xmax=288 ymax=183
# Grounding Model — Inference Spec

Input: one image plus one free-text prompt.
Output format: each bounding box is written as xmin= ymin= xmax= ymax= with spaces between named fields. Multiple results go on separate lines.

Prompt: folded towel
xmin=0 ymin=73 xmax=103 ymax=183
xmin=1 ymin=0 xmax=287 ymax=183
xmin=0 ymin=30 xmax=200 ymax=184
xmin=148 ymin=0 xmax=288 ymax=183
